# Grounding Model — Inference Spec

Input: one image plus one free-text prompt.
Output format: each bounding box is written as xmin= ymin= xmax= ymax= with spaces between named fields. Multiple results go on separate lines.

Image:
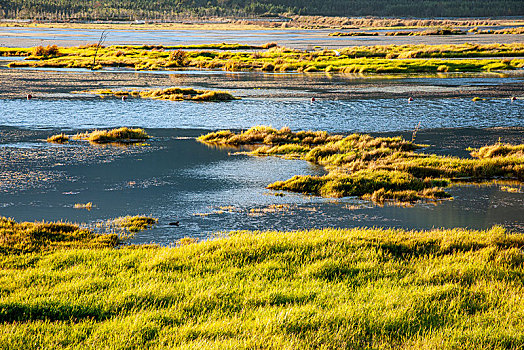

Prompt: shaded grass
xmin=79 ymin=87 xmax=238 ymax=101
xmin=198 ymin=126 xmax=524 ymax=203
xmin=0 ymin=226 xmax=523 ymax=348
xmin=73 ymin=127 xmax=149 ymax=143
xmin=4 ymin=43 xmax=524 ymax=73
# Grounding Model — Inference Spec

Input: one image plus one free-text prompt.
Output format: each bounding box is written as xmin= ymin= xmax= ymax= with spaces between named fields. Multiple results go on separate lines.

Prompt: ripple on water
xmin=1 ymin=97 xmax=522 ymax=132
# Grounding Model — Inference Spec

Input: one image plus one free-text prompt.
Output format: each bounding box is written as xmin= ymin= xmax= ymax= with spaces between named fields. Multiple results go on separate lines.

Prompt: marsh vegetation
xmin=3 ymin=43 xmax=524 ymax=73
xmin=198 ymin=126 xmax=524 ymax=203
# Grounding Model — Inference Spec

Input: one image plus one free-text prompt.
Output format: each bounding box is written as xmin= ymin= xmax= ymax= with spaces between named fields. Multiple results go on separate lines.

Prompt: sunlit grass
xmin=46 ymin=133 xmax=69 ymax=144
xmin=0 ymin=225 xmax=523 ymax=349
xmin=111 ymin=216 xmax=158 ymax=233
xmin=4 ymin=43 xmax=524 ymax=73
xmin=73 ymin=127 xmax=150 ymax=143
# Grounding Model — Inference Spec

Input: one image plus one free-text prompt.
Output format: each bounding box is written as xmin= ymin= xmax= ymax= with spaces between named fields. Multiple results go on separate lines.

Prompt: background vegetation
xmin=1 ymin=0 xmax=523 ymax=21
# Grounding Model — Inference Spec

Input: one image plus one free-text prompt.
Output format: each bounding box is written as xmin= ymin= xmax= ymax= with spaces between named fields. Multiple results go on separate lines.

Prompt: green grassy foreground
xmin=2 ymin=43 xmax=524 ymax=73
xmin=0 ymin=217 xmax=523 ymax=349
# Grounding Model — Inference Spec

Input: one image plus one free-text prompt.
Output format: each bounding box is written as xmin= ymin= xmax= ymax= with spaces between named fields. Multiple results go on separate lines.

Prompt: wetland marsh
xmin=0 ymin=23 xmax=524 ymax=349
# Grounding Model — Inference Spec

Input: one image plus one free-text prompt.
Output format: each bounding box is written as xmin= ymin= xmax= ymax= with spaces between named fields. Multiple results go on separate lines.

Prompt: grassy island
xmin=198 ymin=126 xmax=524 ymax=203
xmin=2 ymin=43 xmax=523 ymax=73
xmin=77 ymin=87 xmax=238 ymax=101
xmin=0 ymin=217 xmax=523 ymax=349
xmin=46 ymin=127 xmax=150 ymax=145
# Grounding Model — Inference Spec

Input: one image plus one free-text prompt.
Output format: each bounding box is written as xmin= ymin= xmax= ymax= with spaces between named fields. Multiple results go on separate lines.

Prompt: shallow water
xmin=1 ymin=27 xmax=523 ymax=49
xmin=1 ymin=96 xmax=522 ymax=132
xmin=0 ymin=65 xmax=523 ymax=241
xmin=0 ymin=126 xmax=523 ymax=244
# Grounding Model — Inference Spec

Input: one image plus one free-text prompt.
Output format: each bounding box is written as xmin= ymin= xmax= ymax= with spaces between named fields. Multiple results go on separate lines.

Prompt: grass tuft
xmin=46 ymin=133 xmax=69 ymax=144
xmin=112 ymin=216 xmax=158 ymax=233
xmin=73 ymin=127 xmax=149 ymax=143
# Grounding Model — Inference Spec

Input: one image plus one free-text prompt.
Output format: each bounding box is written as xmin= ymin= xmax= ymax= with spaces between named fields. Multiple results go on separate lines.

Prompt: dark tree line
xmin=0 ymin=0 xmax=522 ymax=20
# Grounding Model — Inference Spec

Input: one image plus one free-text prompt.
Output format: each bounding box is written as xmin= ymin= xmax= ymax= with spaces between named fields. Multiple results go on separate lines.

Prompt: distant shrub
xmin=169 ymin=49 xmax=187 ymax=66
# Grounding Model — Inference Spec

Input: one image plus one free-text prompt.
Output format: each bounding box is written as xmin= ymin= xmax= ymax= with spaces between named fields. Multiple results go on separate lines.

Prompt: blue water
xmin=1 ymin=97 xmax=522 ymax=132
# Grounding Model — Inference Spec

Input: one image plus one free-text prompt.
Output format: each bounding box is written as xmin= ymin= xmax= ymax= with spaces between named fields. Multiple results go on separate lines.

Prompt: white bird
xmin=333 ymin=50 xmax=340 ymax=57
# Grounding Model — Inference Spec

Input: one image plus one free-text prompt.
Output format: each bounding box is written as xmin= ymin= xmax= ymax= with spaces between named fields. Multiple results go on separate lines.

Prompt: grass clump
xmin=112 ymin=216 xmax=158 ymax=232
xmin=32 ymin=45 xmax=60 ymax=57
xmin=73 ymin=127 xmax=149 ymax=143
xmin=471 ymin=143 xmax=524 ymax=159
xmin=73 ymin=202 xmax=93 ymax=210
xmin=267 ymin=169 xmax=450 ymax=199
xmin=198 ymin=126 xmax=524 ymax=203
xmin=46 ymin=133 xmax=69 ymax=144
xmin=0 ymin=226 xmax=523 ymax=348
xmin=0 ymin=217 xmax=119 ymax=254
xmin=197 ymin=126 xmax=342 ymax=146
xmin=80 ymin=87 xmax=237 ymax=101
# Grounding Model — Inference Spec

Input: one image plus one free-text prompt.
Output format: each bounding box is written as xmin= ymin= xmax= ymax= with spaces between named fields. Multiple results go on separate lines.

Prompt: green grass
xmin=0 ymin=217 xmax=119 ymax=254
xmin=4 ymin=43 xmax=524 ymax=73
xmin=0 ymin=224 xmax=523 ymax=349
xmin=198 ymin=126 xmax=524 ymax=203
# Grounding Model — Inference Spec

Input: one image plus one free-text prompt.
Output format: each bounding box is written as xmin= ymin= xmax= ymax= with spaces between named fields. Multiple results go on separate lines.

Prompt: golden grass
xmin=111 ymin=216 xmax=158 ymax=232
xmin=4 ymin=43 xmax=524 ymax=74
xmin=73 ymin=202 xmax=93 ymax=210
xmin=73 ymin=127 xmax=149 ymax=143
xmin=46 ymin=133 xmax=69 ymax=143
